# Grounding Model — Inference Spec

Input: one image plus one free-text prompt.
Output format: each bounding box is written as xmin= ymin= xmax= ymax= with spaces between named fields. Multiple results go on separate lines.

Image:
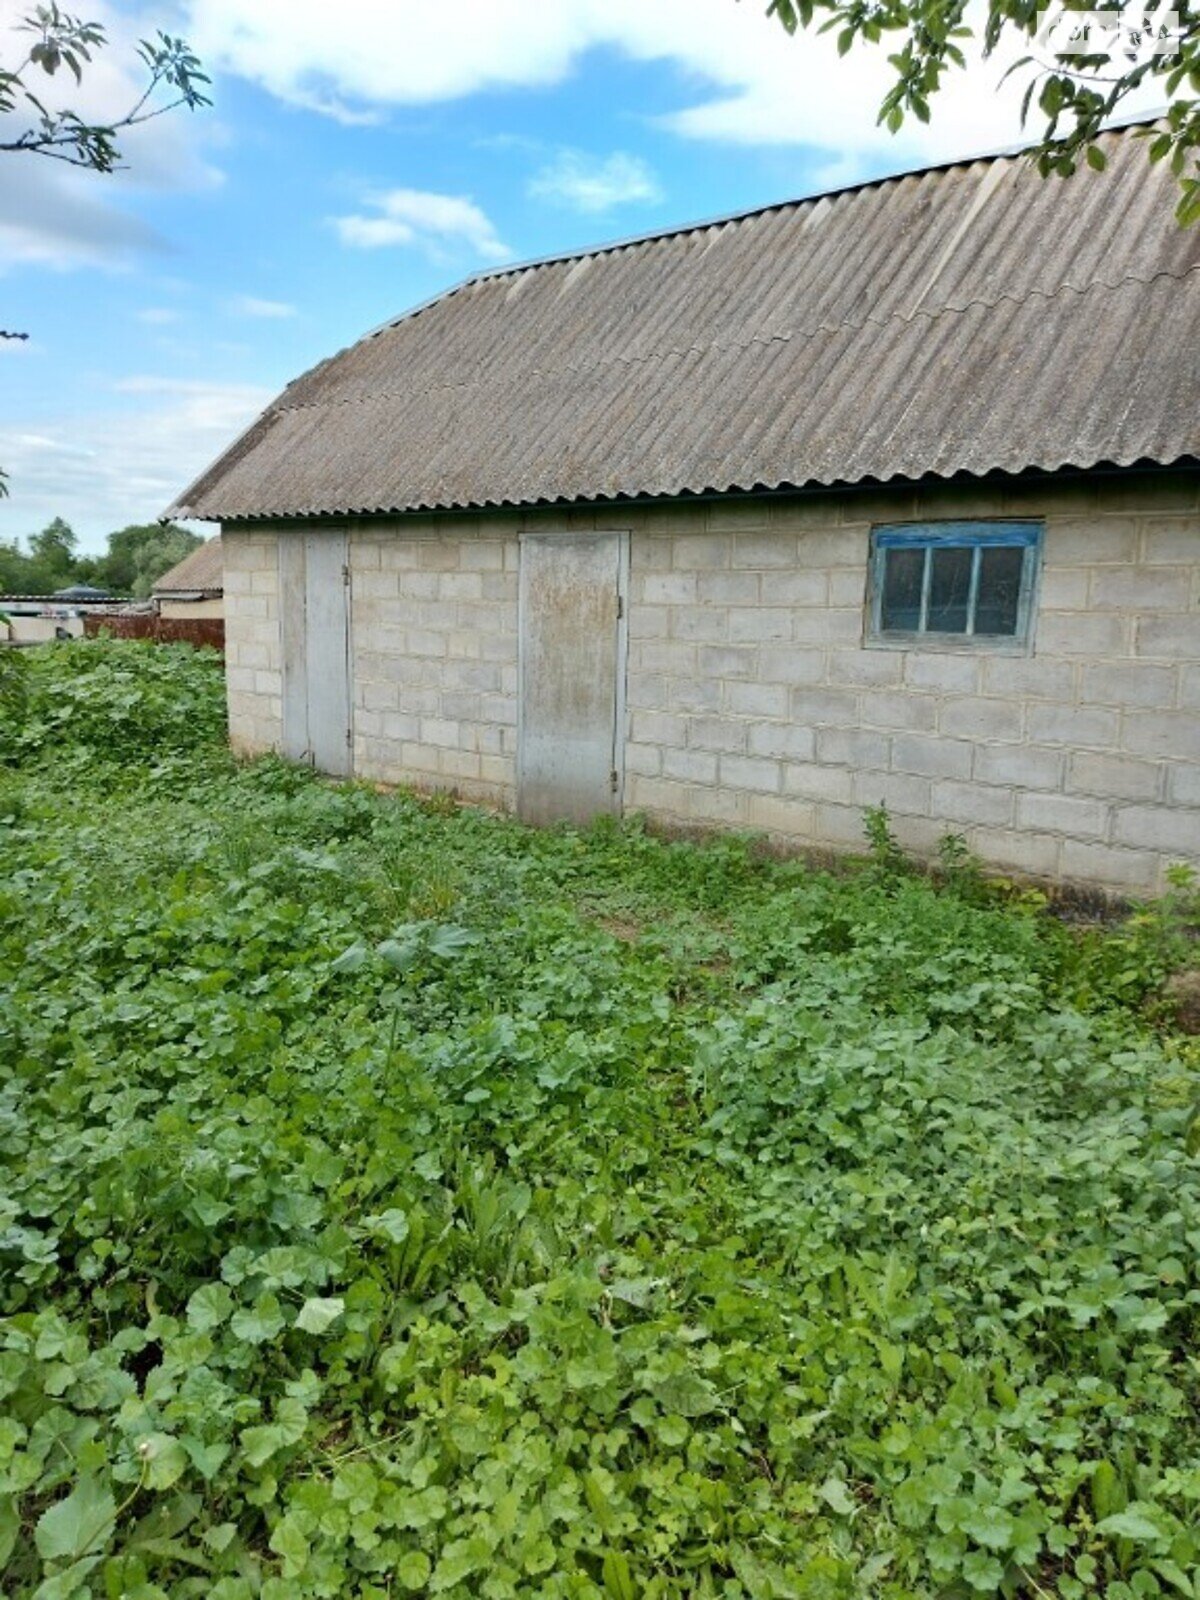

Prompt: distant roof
xmin=52 ymin=584 xmax=114 ymax=600
xmin=152 ymin=536 xmax=223 ymax=595
xmin=168 ymin=121 xmax=1200 ymax=524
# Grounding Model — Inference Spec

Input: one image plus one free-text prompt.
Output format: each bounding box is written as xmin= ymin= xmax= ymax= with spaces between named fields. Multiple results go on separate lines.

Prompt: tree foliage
xmin=0 ymin=2 xmax=209 ymax=172
xmin=0 ymin=5 xmax=209 ymax=494
xmin=0 ymin=517 xmax=201 ymax=596
xmin=764 ymin=0 xmax=1200 ymax=223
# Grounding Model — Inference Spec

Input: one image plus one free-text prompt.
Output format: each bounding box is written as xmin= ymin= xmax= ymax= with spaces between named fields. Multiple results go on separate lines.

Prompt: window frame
xmin=866 ymin=520 xmax=1043 ymax=653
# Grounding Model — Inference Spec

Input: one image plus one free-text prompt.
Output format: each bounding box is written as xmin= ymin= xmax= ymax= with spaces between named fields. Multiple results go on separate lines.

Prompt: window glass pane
xmin=927 ymin=545 xmax=973 ymax=633
xmin=975 ymin=545 xmax=1024 ymax=635
xmin=880 ymin=547 xmax=925 ymax=631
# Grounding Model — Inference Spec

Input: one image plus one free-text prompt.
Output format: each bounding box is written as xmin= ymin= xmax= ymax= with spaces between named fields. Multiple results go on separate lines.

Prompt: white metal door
xmin=280 ymin=530 xmax=352 ymax=776
xmin=518 ymin=531 xmax=627 ymax=827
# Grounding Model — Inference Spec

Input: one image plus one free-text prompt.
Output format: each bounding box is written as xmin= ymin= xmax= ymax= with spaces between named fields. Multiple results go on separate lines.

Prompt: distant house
xmin=168 ymin=122 xmax=1199 ymax=896
xmin=152 ymin=538 xmax=223 ymax=619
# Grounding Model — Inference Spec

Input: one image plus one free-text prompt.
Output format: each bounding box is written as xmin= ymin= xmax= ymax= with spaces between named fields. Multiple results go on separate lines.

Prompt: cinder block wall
xmin=349 ymin=520 xmax=519 ymax=802
xmin=222 ymin=472 xmax=1198 ymax=895
xmin=222 ymin=531 xmax=283 ymax=753
xmin=621 ymin=476 xmax=1198 ymax=894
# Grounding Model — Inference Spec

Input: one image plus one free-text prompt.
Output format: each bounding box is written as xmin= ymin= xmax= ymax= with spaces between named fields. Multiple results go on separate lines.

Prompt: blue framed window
xmin=869 ymin=522 xmax=1042 ymax=645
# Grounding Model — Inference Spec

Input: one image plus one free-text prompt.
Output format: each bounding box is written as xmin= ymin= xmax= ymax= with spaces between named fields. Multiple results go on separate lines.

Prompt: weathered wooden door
xmin=518 ymin=532 xmax=628 ymax=827
xmin=280 ymin=530 xmax=352 ymax=776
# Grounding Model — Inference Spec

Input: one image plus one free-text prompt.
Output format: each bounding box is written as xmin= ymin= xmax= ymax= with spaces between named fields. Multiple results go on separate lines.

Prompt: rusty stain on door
xmin=518 ymin=531 xmax=628 ymax=827
xmin=280 ymin=529 xmax=352 ymax=776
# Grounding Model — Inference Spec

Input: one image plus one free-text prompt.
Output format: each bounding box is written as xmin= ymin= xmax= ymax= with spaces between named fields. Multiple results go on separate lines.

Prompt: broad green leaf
xmin=1096 ymin=1505 xmax=1166 ymax=1544
xmin=34 ymin=1475 xmax=116 ymax=1561
xmin=294 ymin=1296 xmax=344 ymax=1334
xmin=138 ymin=1432 xmax=188 ymax=1491
xmin=818 ymin=1477 xmax=857 ymax=1517
xmin=330 ymin=942 xmax=368 ymax=974
xmin=651 ymin=1371 xmax=718 ymax=1418
xmin=397 ymin=1551 xmax=432 ymax=1591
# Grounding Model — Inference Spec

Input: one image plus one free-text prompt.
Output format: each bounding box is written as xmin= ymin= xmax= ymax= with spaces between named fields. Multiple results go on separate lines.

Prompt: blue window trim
xmin=868 ymin=520 xmax=1043 ymax=648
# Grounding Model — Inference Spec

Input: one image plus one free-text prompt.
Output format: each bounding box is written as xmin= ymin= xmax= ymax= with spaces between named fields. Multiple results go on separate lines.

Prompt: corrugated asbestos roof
xmin=168 ymin=123 xmax=1200 ymax=523
xmin=152 ymin=536 xmax=223 ymax=595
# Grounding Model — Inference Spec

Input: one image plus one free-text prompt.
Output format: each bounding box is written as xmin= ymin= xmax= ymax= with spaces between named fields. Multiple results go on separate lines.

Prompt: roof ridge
xmin=271 ymin=257 xmax=1200 ymax=419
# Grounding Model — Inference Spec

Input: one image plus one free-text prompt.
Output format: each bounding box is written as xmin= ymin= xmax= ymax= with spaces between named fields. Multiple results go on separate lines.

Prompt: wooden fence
xmin=83 ymin=613 xmax=225 ymax=653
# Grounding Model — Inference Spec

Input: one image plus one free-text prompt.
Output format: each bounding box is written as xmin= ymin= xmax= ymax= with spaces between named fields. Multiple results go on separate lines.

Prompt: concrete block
xmin=981 ymin=657 xmax=1076 ymax=700
xmin=726 ymin=681 xmax=790 ymax=718
xmin=764 ymin=571 xmax=828 ymax=606
xmin=1036 ymin=613 xmax=1131 ymax=657
xmin=639 ymin=573 xmax=698 ymax=605
xmin=459 ymin=540 xmax=505 ymax=570
xmin=699 ymin=571 xmax=760 ymax=604
xmin=626 ymin=742 xmax=662 ymax=777
xmin=729 ymin=533 xmax=793 ymax=569
xmin=672 ymin=533 xmax=731 ymax=569
xmin=825 ymin=648 xmax=903 ymax=688
xmin=708 ymin=502 xmax=772 ymax=533
xmin=664 ymin=747 xmax=719 ymax=785
xmin=903 ymin=652 xmax=982 ymax=693
xmin=759 ymin=646 xmax=827 ymax=686
xmin=1168 ymin=764 xmax=1200 ymax=806
xmin=1120 ymin=710 xmax=1200 ymax=760
xmin=745 ymin=793 xmax=816 ymax=837
xmin=1080 ymin=662 xmax=1178 ymax=709
xmin=1026 ymin=703 xmax=1120 ymax=748
xmin=728 ymin=607 xmax=791 ymax=643
xmin=1036 ymin=568 xmax=1090 ymax=610
xmin=749 ymin=722 xmax=817 ymax=762
xmin=857 ymin=690 xmax=938 ymax=732
xmin=1140 ymin=519 xmax=1200 ymax=564
xmin=1014 ymin=791 xmax=1108 ymax=839
xmin=666 ymin=678 xmax=722 ymax=713
xmin=631 ymin=710 xmax=687 ymax=746
xmin=939 ymin=696 xmax=1024 ymax=743
xmin=1090 ymin=567 xmax=1191 ymax=611
xmin=969 ymin=827 xmax=1063 ymax=879
xmin=792 ymin=687 xmax=861 ymax=726
xmin=719 ymin=754 xmax=782 ymax=793
xmin=689 ymin=716 xmax=749 ymax=754
xmin=1112 ymin=804 xmax=1200 ymax=856
xmin=1069 ymin=752 xmax=1164 ymax=802
xmin=630 ymin=605 xmax=670 ymax=640
xmin=930 ymin=779 xmax=1014 ymax=828
xmin=1059 ymin=839 xmax=1160 ymax=892
xmin=850 ymin=768 xmax=931 ymax=817
xmin=816 ymin=727 xmax=890 ymax=769
xmin=699 ymin=645 xmax=758 ymax=679
xmin=670 ymin=607 xmax=730 ymax=644
xmin=1135 ymin=615 xmax=1198 ymax=659
xmin=974 ymin=743 xmax=1064 ymax=791
xmin=1049 ymin=518 xmax=1139 ymax=565
xmin=893 ymin=734 xmax=973 ymax=780
xmin=783 ymin=763 xmax=855 ymax=804
xmin=416 ymin=542 xmax=459 ymax=571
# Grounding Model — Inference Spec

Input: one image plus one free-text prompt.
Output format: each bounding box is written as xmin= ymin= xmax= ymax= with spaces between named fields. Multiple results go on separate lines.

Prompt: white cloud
xmin=0 ymin=0 xmax=222 ymax=271
xmin=529 ymin=150 xmax=662 ymax=213
xmin=182 ymin=0 xmax=1048 ymax=167
xmin=137 ymin=307 xmax=182 ymax=325
xmin=0 ymin=379 xmax=272 ymax=547
xmin=332 ymin=189 xmax=511 ymax=262
xmin=231 ymin=295 xmax=298 ymax=319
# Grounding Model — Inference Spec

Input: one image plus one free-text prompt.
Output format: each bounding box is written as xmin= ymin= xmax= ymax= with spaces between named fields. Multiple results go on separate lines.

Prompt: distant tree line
xmin=0 ymin=517 xmax=202 ymax=598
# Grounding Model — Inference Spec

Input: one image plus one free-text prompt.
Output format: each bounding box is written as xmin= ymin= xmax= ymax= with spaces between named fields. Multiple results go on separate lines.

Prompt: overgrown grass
xmin=1 ymin=639 xmax=1198 ymax=1599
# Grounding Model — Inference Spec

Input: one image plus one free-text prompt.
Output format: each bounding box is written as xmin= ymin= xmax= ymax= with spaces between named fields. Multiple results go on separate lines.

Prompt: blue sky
xmin=0 ymin=0 xmax=1044 ymax=551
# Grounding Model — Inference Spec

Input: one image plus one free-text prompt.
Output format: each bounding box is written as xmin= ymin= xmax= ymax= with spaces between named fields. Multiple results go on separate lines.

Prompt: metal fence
xmin=82 ymin=614 xmax=225 ymax=653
